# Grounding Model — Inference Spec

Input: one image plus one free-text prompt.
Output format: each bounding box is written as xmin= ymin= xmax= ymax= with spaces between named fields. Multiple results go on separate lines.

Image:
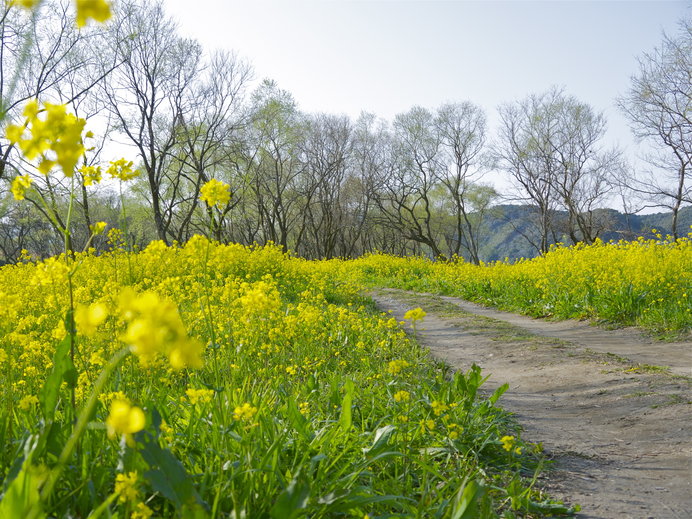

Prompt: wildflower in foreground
xmin=79 ymin=164 xmax=102 ymax=186
xmin=19 ymin=395 xmax=39 ymax=411
xmin=75 ymin=0 xmax=112 ymax=27
xmin=89 ymin=221 xmax=108 ymax=235
xmin=106 ymin=399 xmax=145 ymax=443
xmin=404 ymin=307 xmax=426 ymax=322
xmin=431 ymin=400 xmax=449 ymax=416
xmin=387 ymin=359 xmax=411 ymax=376
xmin=75 ymin=302 xmax=108 ymax=336
xmin=393 ymin=390 xmax=411 ymax=402
xmin=107 ymin=158 xmax=139 ymax=181
xmin=10 ymin=174 xmax=32 ymax=200
xmin=6 ymin=100 xmax=87 ymax=176
xmin=233 ymin=402 xmax=258 ymax=422
xmin=9 ymin=0 xmax=40 ymax=10
xmin=131 ymin=502 xmax=154 ymax=519
xmin=185 ymin=388 xmax=214 ymax=405
xmin=501 ymin=435 xmax=517 ymax=452
xmin=199 ymin=178 xmax=231 ymax=208
xmin=119 ymin=288 xmax=204 ymax=370
xmin=114 ymin=471 xmax=139 ymax=503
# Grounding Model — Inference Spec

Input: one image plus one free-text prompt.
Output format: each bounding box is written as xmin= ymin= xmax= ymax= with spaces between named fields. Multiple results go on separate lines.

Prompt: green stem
xmin=29 ymin=347 xmax=130 ymax=519
xmin=119 ymin=181 xmax=133 ymax=283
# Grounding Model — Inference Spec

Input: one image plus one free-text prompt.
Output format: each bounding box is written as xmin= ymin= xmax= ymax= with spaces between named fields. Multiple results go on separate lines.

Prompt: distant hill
xmin=477 ymin=205 xmax=692 ymax=262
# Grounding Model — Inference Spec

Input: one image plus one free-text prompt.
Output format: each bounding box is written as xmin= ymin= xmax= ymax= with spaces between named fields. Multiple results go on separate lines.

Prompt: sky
xmin=161 ymin=0 xmax=690 ymax=198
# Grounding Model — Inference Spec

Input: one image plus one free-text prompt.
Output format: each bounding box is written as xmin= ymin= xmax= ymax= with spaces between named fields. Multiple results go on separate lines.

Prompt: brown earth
xmin=371 ymin=288 xmax=692 ymax=519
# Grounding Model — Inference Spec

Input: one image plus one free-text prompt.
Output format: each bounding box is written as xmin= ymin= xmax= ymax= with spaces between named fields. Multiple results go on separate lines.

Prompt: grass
xmin=0 ymin=241 xmax=577 ymax=518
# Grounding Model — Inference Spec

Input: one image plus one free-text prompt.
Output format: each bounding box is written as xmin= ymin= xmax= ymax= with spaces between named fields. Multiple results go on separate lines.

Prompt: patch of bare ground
xmin=371 ymin=288 xmax=692 ymax=519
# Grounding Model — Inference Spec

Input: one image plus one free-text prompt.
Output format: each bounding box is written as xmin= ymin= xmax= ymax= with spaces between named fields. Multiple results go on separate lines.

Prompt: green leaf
xmin=270 ymin=472 xmax=310 ymax=519
xmin=450 ymin=479 xmax=485 ymax=519
xmin=286 ymin=399 xmax=311 ymax=441
xmin=362 ymin=425 xmax=396 ymax=456
xmin=40 ymin=328 xmax=77 ymax=421
xmin=339 ymin=380 xmax=354 ymax=434
xmin=138 ymin=432 xmax=207 ymax=514
xmin=488 ymin=383 xmax=509 ymax=405
xmin=0 ymin=459 xmax=48 ymax=519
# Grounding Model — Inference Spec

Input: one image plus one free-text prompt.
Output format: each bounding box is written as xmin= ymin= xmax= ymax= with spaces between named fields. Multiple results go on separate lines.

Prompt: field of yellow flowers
xmin=0 ymin=238 xmax=576 ymax=518
xmin=354 ymin=236 xmax=692 ymax=336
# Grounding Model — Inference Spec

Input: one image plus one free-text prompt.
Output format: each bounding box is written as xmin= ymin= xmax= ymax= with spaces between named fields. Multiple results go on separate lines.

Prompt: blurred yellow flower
xmin=200 ymin=178 xmax=231 ymax=208
xmin=19 ymin=395 xmax=39 ymax=410
xmin=500 ymin=435 xmax=516 ymax=452
xmin=89 ymin=221 xmax=108 ymax=235
xmin=431 ymin=400 xmax=449 ymax=416
xmin=232 ymin=402 xmax=258 ymax=422
xmin=387 ymin=359 xmax=410 ymax=376
xmin=9 ymin=0 xmax=40 ymax=10
xmin=119 ymin=289 xmax=203 ymax=370
xmin=393 ymin=390 xmax=410 ymax=402
xmin=185 ymin=388 xmax=214 ymax=405
xmin=10 ymin=175 xmax=32 ymax=200
xmin=6 ymin=100 xmax=87 ymax=176
xmin=107 ymin=158 xmax=139 ymax=181
xmin=114 ymin=471 xmax=139 ymax=503
xmin=79 ymin=164 xmax=102 ymax=186
xmin=404 ymin=307 xmax=426 ymax=321
xmin=75 ymin=302 xmax=108 ymax=336
xmin=75 ymin=0 xmax=112 ymax=27
xmin=106 ymin=399 xmax=145 ymax=441
xmin=131 ymin=502 xmax=154 ymax=519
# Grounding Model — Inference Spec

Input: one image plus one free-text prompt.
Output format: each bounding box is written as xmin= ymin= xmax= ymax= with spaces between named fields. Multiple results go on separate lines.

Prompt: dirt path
xmin=371 ymin=289 xmax=692 ymax=519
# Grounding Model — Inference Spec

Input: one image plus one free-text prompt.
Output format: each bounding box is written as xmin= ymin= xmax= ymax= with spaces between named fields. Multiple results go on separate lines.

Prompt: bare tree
xmin=102 ymin=0 xmax=202 ymax=243
xmin=165 ymin=50 xmax=252 ymax=242
xmin=494 ymin=91 xmax=562 ymax=254
xmin=298 ymin=113 xmax=352 ymax=258
xmin=495 ymin=88 xmax=620 ymax=252
xmin=618 ymin=18 xmax=692 ymax=238
xmin=374 ymin=106 xmax=447 ymax=259
xmin=242 ymin=79 xmax=306 ymax=251
xmin=435 ymin=102 xmax=492 ymax=263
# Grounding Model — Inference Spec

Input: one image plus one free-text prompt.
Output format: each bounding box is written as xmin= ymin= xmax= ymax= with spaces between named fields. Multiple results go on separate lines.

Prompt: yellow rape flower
xmin=106 ymin=399 xmax=145 ymax=443
xmin=185 ymin=388 xmax=214 ymax=405
xmin=89 ymin=221 xmax=108 ymax=235
xmin=79 ymin=164 xmax=102 ymax=186
xmin=404 ymin=307 xmax=426 ymax=321
xmin=430 ymin=400 xmax=449 ymax=416
xmin=200 ymin=178 xmax=231 ymax=208
xmin=119 ymin=289 xmax=203 ymax=370
xmin=74 ymin=302 xmax=108 ymax=336
xmin=387 ymin=359 xmax=410 ymax=376
xmin=500 ymin=435 xmax=516 ymax=452
xmin=10 ymin=174 xmax=32 ymax=200
xmin=114 ymin=471 xmax=139 ymax=503
xmin=9 ymin=0 xmax=40 ymax=10
xmin=131 ymin=502 xmax=154 ymax=519
xmin=19 ymin=395 xmax=39 ymax=410
xmin=75 ymin=0 xmax=112 ymax=27
xmin=6 ymin=100 xmax=87 ymax=176
xmin=419 ymin=419 xmax=435 ymax=433
xmin=232 ymin=402 xmax=258 ymax=422
xmin=393 ymin=390 xmax=410 ymax=402
xmin=107 ymin=158 xmax=140 ymax=181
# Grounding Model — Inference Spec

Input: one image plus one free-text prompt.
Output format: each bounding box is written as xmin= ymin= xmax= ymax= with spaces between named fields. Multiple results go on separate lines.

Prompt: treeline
xmin=0 ymin=1 xmax=689 ymax=263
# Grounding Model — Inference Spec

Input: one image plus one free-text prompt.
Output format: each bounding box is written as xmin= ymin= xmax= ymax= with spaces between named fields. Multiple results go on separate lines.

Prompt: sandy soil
xmin=371 ymin=289 xmax=692 ymax=519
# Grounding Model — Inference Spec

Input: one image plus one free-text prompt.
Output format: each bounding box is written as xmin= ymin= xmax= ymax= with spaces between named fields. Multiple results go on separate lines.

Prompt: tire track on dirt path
xmin=371 ymin=289 xmax=692 ymax=519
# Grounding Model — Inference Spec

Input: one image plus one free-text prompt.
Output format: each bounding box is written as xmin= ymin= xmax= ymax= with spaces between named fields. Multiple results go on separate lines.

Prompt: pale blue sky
xmin=162 ymin=0 xmax=689 ymax=193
